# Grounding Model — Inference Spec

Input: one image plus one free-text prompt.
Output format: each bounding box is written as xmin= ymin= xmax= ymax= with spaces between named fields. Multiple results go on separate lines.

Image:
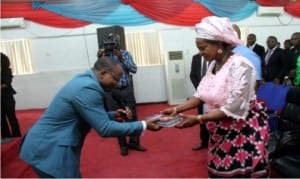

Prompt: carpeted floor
xmin=1 ymin=103 xmax=209 ymax=178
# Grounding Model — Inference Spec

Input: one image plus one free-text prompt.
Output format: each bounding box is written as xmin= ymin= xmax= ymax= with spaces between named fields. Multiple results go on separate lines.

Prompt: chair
xmin=269 ymin=87 xmax=300 ymax=178
xmin=257 ymin=82 xmax=290 ymax=132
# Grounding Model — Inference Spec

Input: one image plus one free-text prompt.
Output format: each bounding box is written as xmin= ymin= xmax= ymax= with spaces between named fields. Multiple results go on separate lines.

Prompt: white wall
xmin=1 ymin=11 xmax=300 ymax=110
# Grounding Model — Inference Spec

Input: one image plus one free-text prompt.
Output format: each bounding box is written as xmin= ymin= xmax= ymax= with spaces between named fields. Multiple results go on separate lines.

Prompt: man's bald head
xmin=232 ymin=24 xmax=241 ymax=39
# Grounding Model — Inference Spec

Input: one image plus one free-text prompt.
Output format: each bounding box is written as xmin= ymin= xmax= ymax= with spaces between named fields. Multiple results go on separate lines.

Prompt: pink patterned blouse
xmin=194 ymin=53 xmax=256 ymax=120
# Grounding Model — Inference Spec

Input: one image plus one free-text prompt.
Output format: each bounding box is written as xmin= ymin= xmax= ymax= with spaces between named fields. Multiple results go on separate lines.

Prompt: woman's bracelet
xmin=197 ymin=115 xmax=204 ymax=124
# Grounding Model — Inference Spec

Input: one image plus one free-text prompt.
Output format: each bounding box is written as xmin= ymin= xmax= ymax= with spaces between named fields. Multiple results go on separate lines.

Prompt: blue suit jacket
xmin=20 ymin=69 xmax=143 ymax=178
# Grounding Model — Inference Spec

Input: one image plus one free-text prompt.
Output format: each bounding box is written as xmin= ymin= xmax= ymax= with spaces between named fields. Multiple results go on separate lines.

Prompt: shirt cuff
xmin=141 ymin=121 xmax=146 ymax=131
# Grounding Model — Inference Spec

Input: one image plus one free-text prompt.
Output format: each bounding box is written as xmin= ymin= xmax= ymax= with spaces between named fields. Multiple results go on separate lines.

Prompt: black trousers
xmin=197 ymin=103 xmax=209 ymax=145
xmin=1 ymin=94 xmax=21 ymax=138
xmin=104 ymin=83 xmax=140 ymax=148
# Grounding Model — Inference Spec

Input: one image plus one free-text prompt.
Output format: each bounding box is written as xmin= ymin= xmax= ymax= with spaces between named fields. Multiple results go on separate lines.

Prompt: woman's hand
xmin=160 ymin=107 xmax=177 ymax=116
xmin=175 ymin=113 xmax=199 ymax=128
xmin=115 ymin=106 xmax=132 ymax=122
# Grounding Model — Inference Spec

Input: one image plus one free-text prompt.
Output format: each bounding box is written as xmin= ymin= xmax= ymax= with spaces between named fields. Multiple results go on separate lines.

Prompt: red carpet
xmin=1 ymin=103 xmax=209 ymax=178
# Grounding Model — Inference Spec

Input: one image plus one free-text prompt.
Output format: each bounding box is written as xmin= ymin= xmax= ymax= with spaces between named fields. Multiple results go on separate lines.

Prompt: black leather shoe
xmin=128 ymin=144 xmax=147 ymax=152
xmin=120 ymin=147 xmax=128 ymax=156
xmin=192 ymin=143 xmax=208 ymax=151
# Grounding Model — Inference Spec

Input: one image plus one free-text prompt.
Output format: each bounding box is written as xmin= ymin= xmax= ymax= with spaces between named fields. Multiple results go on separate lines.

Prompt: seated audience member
xmin=19 ymin=57 xmax=161 ymax=178
xmin=161 ymin=16 xmax=269 ymax=178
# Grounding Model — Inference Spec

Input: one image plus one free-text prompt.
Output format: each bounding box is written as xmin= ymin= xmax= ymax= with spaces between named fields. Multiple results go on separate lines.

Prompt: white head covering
xmin=195 ymin=16 xmax=242 ymax=46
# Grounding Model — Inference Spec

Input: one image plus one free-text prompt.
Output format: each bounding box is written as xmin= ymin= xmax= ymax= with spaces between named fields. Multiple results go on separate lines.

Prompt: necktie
xmin=201 ymin=59 xmax=207 ymax=77
xmin=265 ymin=50 xmax=273 ymax=65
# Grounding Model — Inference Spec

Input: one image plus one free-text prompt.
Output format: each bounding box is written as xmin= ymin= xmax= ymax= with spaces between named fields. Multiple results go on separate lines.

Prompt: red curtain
xmin=165 ymin=3 xmax=213 ymax=26
xmin=1 ymin=3 xmax=89 ymax=28
xmin=285 ymin=1 xmax=300 ymax=17
xmin=122 ymin=0 xmax=213 ymax=26
xmin=1 ymin=1 xmax=299 ymax=28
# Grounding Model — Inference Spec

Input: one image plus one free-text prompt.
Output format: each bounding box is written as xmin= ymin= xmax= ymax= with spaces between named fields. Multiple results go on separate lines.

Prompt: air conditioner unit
xmin=0 ymin=17 xmax=25 ymax=29
xmin=257 ymin=6 xmax=284 ymax=17
xmin=165 ymin=51 xmax=187 ymax=105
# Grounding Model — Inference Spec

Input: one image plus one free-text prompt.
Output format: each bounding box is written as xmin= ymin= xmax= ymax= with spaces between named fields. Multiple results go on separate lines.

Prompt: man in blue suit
xmin=232 ymin=24 xmax=263 ymax=91
xmin=19 ymin=56 xmax=161 ymax=178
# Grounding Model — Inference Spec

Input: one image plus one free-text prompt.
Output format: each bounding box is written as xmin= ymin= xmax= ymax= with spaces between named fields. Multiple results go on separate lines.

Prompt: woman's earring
xmin=217 ymin=49 xmax=223 ymax=54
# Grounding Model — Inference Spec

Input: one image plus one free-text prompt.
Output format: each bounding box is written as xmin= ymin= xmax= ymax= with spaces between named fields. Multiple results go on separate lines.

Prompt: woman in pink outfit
xmin=161 ymin=16 xmax=269 ymax=178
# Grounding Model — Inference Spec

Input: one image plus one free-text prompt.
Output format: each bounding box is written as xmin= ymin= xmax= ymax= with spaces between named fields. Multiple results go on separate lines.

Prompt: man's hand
xmin=97 ymin=48 xmax=105 ymax=57
xmin=112 ymin=49 xmax=123 ymax=61
xmin=115 ymin=107 xmax=132 ymax=122
xmin=145 ymin=119 xmax=161 ymax=131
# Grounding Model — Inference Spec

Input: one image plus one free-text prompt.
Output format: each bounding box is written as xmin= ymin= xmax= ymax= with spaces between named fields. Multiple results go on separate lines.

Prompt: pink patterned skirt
xmin=206 ymin=100 xmax=269 ymax=178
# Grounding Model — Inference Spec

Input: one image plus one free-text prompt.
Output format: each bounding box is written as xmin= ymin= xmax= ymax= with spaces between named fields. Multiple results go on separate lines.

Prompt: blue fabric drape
xmin=227 ymin=1 xmax=258 ymax=21
xmin=97 ymin=4 xmax=155 ymax=25
xmin=194 ymin=0 xmax=257 ymax=21
xmin=33 ymin=0 xmax=154 ymax=26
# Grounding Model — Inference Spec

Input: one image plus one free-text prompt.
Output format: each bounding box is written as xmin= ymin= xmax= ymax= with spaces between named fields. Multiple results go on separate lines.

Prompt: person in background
xmin=19 ymin=57 xmax=161 ymax=178
xmin=287 ymin=32 xmax=300 ymax=85
xmin=98 ymin=33 xmax=146 ymax=156
xmin=263 ymin=36 xmax=288 ymax=84
xmin=284 ymin=39 xmax=292 ymax=51
xmin=283 ymin=38 xmax=293 ymax=85
xmin=161 ymin=16 xmax=269 ymax=178
xmin=293 ymin=56 xmax=300 ymax=86
xmin=232 ymin=24 xmax=262 ymax=91
xmin=1 ymin=52 xmax=22 ymax=144
xmin=277 ymin=42 xmax=281 ymax=48
xmin=246 ymin=33 xmax=265 ymax=73
xmin=189 ymin=53 xmax=209 ymax=150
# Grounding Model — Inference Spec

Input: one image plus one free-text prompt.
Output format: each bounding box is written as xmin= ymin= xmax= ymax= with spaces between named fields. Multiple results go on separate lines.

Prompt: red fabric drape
xmin=164 ymin=3 xmax=213 ymax=26
xmin=255 ymin=0 xmax=289 ymax=6
xmin=256 ymin=0 xmax=300 ymax=17
xmin=1 ymin=1 xmax=299 ymax=28
xmin=285 ymin=1 xmax=300 ymax=17
xmin=122 ymin=0 xmax=193 ymax=20
xmin=122 ymin=0 xmax=213 ymax=26
xmin=1 ymin=3 xmax=89 ymax=28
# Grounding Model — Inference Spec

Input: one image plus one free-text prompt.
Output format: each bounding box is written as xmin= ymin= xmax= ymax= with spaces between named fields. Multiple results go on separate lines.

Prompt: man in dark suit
xmin=189 ymin=53 xmax=209 ymax=150
xmin=263 ymin=36 xmax=289 ymax=84
xmin=247 ymin=33 xmax=265 ymax=77
xmin=1 ymin=53 xmax=22 ymax=144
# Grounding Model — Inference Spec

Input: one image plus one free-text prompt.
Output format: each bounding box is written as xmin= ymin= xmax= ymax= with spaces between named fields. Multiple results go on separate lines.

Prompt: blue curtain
xmin=33 ymin=0 xmax=154 ymax=26
xmin=194 ymin=0 xmax=257 ymax=21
